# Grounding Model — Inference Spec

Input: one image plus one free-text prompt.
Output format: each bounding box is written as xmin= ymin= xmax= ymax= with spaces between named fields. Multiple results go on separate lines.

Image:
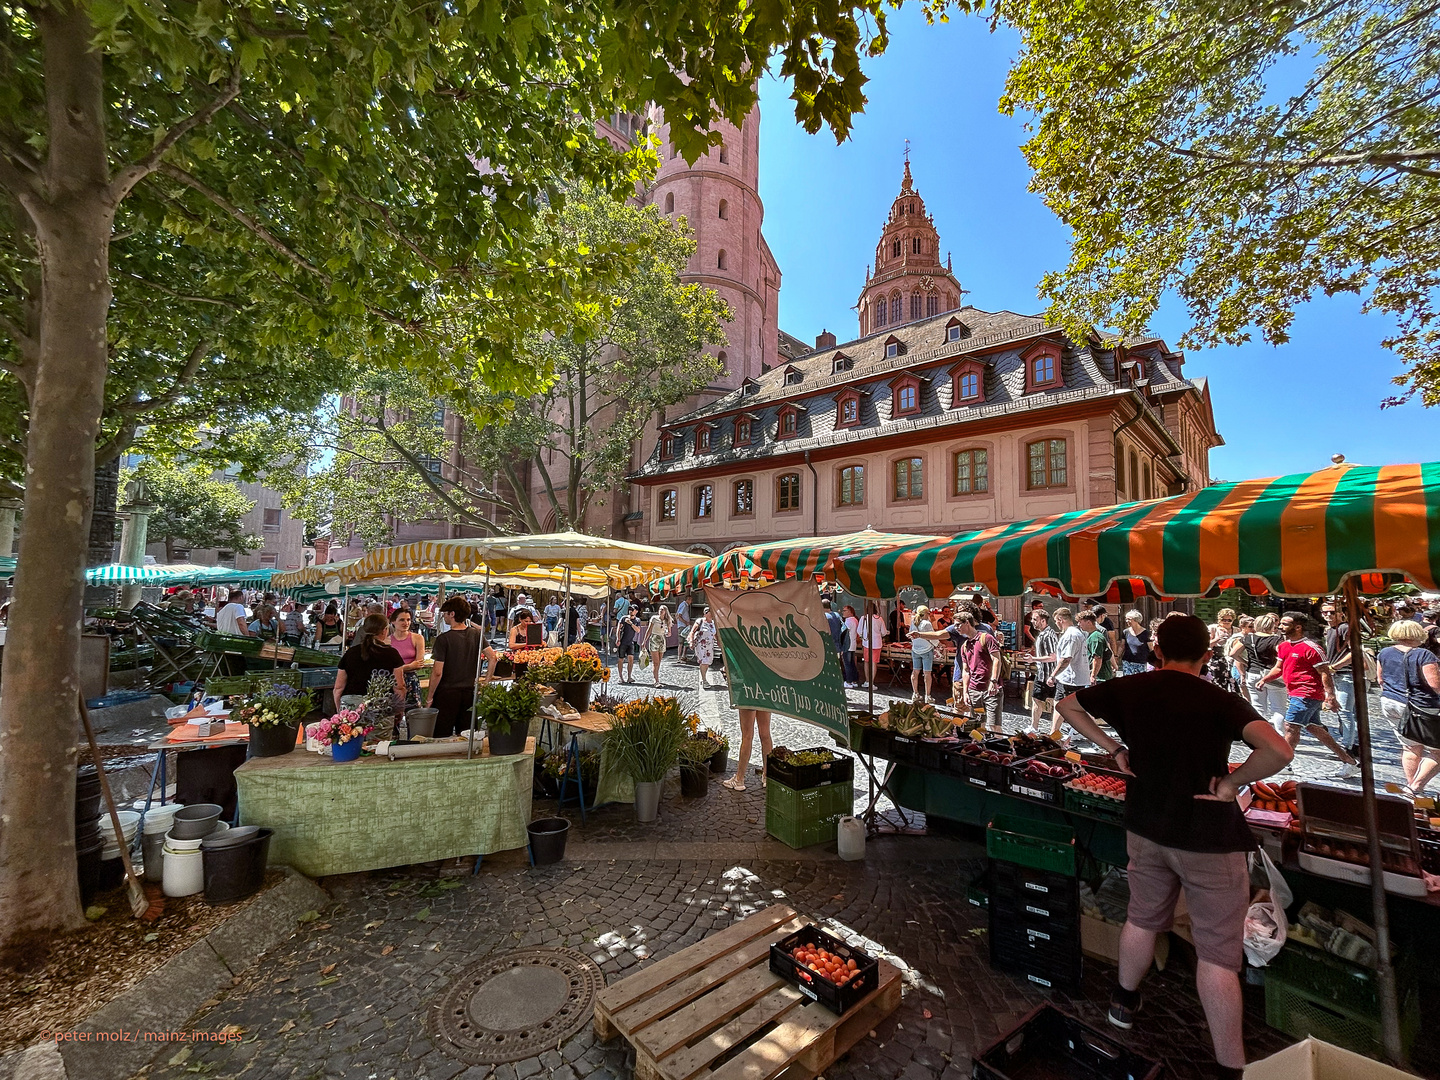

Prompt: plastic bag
xmin=1242 ymin=846 xmax=1293 ymax=967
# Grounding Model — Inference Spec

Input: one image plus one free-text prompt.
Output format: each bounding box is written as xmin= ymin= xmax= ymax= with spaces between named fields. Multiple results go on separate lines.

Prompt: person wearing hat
xmin=1394 ymin=599 xmax=1423 ymax=625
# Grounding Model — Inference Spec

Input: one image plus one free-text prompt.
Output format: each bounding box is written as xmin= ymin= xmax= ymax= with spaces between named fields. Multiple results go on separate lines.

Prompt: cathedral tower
xmin=856 ymin=160 xmax=963 ymax=338
xmin=647 ymin=105 xmax=781 ymax=387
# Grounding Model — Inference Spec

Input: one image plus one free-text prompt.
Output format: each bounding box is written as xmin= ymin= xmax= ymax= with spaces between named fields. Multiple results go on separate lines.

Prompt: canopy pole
xmin=341 ymin=587 xmax=350 ymax=649
xmin=1344 ymin=577 xmax=1405 ymax=1065
xmin=563 ymin=566 xmax=573 ymax=648
xmin=468 ymin=578 xmax=488 ymax=761
xmin=866 ymin=599 xmax=875 ymax=718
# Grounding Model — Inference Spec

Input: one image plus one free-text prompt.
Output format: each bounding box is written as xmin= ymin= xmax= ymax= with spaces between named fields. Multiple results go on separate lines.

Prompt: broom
xmin=79 ymin=691 xmax=150 ymax=918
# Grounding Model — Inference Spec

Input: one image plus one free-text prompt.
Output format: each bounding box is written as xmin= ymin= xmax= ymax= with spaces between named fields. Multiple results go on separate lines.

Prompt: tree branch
xmin=1149 ymin=137 xmax=1440 ymax=173
xmin=117 ymin=271 xmax=244 ymax=311
xmin=110 ymin=67 xmax=243 ymax=203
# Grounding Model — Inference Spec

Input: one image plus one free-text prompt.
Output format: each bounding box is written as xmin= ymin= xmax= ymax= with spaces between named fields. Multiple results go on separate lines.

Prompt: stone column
xmin=117 ymin=485 xmax=155 ymax=610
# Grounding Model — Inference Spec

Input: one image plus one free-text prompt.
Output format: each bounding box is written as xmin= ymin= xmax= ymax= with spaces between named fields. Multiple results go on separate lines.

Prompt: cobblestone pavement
xmin=138 ymin=850 xmax=1320 ymax=1080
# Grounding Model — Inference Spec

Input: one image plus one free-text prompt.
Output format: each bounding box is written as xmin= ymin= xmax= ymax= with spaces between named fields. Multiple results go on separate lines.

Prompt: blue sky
xmin=754 ymin=7 xmax=1424 ymax=481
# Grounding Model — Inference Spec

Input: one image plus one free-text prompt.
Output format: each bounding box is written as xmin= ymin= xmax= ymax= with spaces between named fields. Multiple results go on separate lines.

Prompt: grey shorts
xmin=1125 ymin=831 xmax=1250 ymax=971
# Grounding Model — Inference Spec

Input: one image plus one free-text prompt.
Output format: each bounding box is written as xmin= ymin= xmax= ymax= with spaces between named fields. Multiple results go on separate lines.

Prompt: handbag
xmin=1399 ymin=648 xmax=1440 ymax=745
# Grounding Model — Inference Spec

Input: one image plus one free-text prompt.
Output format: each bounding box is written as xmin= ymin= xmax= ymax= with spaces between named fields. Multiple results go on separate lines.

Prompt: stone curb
xmin=1 ymin=867 xmax=329 ymax=1080
xmin=565 ymin=834 xmax=980 ymax=863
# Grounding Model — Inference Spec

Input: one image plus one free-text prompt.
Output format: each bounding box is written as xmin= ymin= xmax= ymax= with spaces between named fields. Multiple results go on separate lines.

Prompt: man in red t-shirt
xmin=1258 ymin=611 xmax=1357 ymax=777
xmin=917 ymin=612 xmax=1003 ymax=732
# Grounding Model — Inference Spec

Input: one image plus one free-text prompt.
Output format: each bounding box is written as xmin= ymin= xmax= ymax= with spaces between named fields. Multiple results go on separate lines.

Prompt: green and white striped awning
xmin=85 ymin=563 xmax=173 ymax=585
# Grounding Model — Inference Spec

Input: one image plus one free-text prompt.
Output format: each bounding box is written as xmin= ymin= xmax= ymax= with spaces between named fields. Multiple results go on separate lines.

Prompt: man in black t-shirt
xmin=425 ymin=597 xmax=485 ymax=737
xmin=1056 ymin=614 xmax=1293 ymax=1078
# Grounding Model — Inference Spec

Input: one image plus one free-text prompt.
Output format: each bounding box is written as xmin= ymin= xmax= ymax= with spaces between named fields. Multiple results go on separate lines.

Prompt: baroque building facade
xmin=628 ymin=166 xmax=1223 ymax=555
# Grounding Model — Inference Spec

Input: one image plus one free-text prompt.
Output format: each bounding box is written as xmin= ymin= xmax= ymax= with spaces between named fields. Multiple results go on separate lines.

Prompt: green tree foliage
xmin=121 ymin=459 xmax=259 ymax=562
xmin=993 ymin=0 xmax=1440 ymax=403
xmin=274 ymin=191 xmax=729 ymax=541
xmin=0 ymin=0 xmax=897 ymax=946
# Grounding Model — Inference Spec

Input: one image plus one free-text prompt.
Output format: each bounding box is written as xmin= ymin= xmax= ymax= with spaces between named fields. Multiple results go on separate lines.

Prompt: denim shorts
xmin=913 ymin=650 xmax=934 ymax=672
xmin=1284 ymin=695 xmax=1323 ymax=728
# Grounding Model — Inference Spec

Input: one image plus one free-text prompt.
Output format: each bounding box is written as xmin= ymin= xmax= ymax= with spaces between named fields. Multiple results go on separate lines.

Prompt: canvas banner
xmin=703 ymin=581 xmax=849 ymax=743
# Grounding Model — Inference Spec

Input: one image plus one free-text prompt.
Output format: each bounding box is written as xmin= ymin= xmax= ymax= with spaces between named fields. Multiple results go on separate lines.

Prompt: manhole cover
xmin=430 ymin=947 xmax=604 ymax=1064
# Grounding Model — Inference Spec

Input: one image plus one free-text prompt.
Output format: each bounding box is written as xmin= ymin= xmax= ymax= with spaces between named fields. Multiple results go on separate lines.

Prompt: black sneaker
xmin=1108 ymin=992 xmax=1141 ymax=1030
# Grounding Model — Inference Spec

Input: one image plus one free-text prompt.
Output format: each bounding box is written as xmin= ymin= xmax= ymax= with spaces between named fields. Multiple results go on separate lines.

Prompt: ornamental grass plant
xmin=604 ymin=696 xmax=689 ymax=784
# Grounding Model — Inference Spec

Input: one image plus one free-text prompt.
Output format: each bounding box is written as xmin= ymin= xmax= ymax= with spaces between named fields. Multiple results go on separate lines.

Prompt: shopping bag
xmin=1242 ymin=846 xmax=1293 ymax=967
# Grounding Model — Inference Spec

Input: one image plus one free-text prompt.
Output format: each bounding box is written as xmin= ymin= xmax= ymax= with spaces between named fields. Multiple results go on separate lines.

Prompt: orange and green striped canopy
xmin=651 ymin=530 xmax=946 ymax=594
xmin=835 ymin=463 xmax=1440 ymax=600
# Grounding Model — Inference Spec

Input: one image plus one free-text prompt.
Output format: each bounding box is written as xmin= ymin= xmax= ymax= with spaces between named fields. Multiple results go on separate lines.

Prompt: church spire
xmin=901 ymin=140 xmax=913 ymax=192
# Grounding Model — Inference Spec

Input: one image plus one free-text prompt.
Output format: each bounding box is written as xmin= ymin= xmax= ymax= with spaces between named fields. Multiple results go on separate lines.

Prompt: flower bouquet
xmin=360 ymin=670 xmax=401 ymax=741
xmin=527 ymin=646 xmax=608 ymax=712
xmin=312 ymin=708 xmax=373 ymax=762
xmin=234 ymin=682 xmax=315 ymax=758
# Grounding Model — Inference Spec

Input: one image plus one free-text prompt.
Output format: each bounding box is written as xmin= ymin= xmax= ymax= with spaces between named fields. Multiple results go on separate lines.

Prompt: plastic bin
xmin=765 ymin=779 xmax=853 ymax=850
xmin=765 ymin=749 xmax=855 ymax=790
xmin=987 ymin=814 xmax=1077 ymax=875
xmin=769 ymin=925 xmax=879 ymax=1014
xmin=973 ymin=1004 xmax=1160 ymax=1080
xmin=1003 ymin=754 xmax=1079 ymax=806
xmin=201 ymin=828 xmax=272 ymax=905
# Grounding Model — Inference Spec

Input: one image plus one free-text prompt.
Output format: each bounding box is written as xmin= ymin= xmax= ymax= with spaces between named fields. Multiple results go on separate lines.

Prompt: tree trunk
xmin=0 ymin=3 xmax=115 ymax=954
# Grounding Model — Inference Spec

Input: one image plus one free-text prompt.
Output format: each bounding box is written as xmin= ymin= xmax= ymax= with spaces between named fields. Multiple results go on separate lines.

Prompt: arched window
xmin=718 ymin=143 xmax=728 ymax=164
xmin=910 ymin=292 xmax=923 ymax=319
xmin=912 ymin=237 xmax=921 ymax=254
xmin=732 ymin=479 xmax=754 ymax=516
xmin=893 ymin=457 xmax=924 ymax=501
xmin=696 ymin=425 xmax=712 ymax=452
xmin=838 ymin=394 xmax=859 ymax=426
xmin=1032 ymin=354 xmax=1055 ymax=384
xmin=1114 ymin=440 xmax=1127 ymax=497
xmin=779 ymin=408 xmax=798 ymax=437
xmin=717 ymin=199 xmax=728 ymax=219
xmin=1143 ymin=461 xmax=1152 ymax=500
xmin=837 ymin=465 xmax=865 ymax=506
xmin=664 ymin=192 xmax=674 ymax=214
xmin=895 ymin=383 xmax=918 ymax=414
xmin=890 ymin=294 xmax=902 ymax=324
xmin=958 ymin=371 xmax=980 ymax=401
xmin=953 ymin=449 xmax=988 ymax=494
xmin=926 ymin=294 xmax=938 ymax=317
xmin=658 ymin=489 xmax=678 ymax=521
xmin=693 ymin=485 xmax=714 ymax=519
xmin=892 ymin=239 xmax=902 ymax=258
xmin=734 ymin=416 xmax=751 ymax=445
xmin=1129 ymin=450 xmax=1139 ymax=499
xmin=1027 ymin=438 xmax=1068 ymax=489
xmin=717 ymin=350 xmax=727 ymax=368
xmin=776 ymin=473 xmax=802 ymax=512
xmin=875 ymin=299 xmax=887 ymax=327
xmin=717 ymin=250 xmax=727 ymax=270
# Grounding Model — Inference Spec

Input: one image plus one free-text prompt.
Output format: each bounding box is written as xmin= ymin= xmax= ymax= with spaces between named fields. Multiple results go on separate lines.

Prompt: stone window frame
xmin=693 ymin=483 xmax=715 ymax=520
xmin=947 ymin=441 xmax=994 ymax=501
xmin=776 ymin=472 xmax=803 ymax=513
xmin=731 ymin=477 xmax=756 ymax=518
xmin=836 ymin=463 xmax=867 ymax=508
xmin=889 ymin=454 xmax=926 ymax=505
xmin=658 ymin=488 xmax=678 ymax=521
xmin=1024 ymin=431 xmax=1074 ymax=492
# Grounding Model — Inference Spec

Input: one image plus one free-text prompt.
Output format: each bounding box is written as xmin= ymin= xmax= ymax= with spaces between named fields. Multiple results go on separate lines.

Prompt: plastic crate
xmin=1063 ymin=784 xmax=1127 ymax=824
xmin=1264 ymin=968 xmax=1419 ymax=1059
xmin=954 ymin=739 xmax=1015 ymax=790
xmin=1267 ymin=941 xmax=1413 ymax=1019
xmin=765 ymin=748 xmax=855 ymax=790
xmin=989 ymin=919 xmax=1083 ymax=988
xmin=987 ymin=814 xmax=1077 ymax=876
xmin=768 ymin=925 xmax=880 ymax=1015
xmin=974 ymin=1004 xmax=1160 ymax=1080
xmin=966 ymin=881 xmax=989 ymax=908
xmin=857 ymin=726 xmax=894 ymax=760
xmin=1003 ymin=755 xmax=1079 ymax=806
xmin=889 ymin=734 xmax=922 ymax=765
xmin=765 ymin=779 xmax=853 ymax=850
xmin=300 ymin=666 xmax=340 ymax=688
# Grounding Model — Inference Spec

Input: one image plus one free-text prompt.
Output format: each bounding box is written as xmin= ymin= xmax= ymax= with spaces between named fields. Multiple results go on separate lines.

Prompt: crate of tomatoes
xmin=769 ymin=925 xmax=880 ymax=1014
xmin=1063 ymin=764 xmax=1128 ymax=823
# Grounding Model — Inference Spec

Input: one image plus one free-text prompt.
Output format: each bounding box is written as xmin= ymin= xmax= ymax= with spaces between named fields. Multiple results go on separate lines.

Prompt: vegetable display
xmin=958 ymin=742 xmax=1014 ymax=767
xmin=771 ymin=747 xmax=836 ymax=766
xmin=1066 ymin=771 xmax=1127 ymax=800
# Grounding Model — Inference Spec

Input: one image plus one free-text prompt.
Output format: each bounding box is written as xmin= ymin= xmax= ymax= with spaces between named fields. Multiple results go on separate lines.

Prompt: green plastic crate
xmin=1268 ymin=942 xmax=1413 ymax=1019
xmin=1062 ymin=785 xmax=1126 ymax=824
xmin=986 ymin=813 xmax=1077 ymax=875
xmin=1264 ymin=965 xmax=1419 ymax=1059
xmin=765 ymin=779 xmax=853 ymax=850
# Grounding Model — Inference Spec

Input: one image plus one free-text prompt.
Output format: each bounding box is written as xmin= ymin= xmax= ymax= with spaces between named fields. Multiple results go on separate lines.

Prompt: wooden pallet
xmin=593 ymin=905 xmax=900 ymax=1080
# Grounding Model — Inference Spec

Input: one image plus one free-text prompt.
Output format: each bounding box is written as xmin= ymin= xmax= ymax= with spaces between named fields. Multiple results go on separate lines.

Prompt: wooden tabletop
xmin=554 ymin=711 xmax=615 ymax=734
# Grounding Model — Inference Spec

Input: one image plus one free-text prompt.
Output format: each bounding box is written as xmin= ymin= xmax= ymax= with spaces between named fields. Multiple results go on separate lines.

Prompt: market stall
xmin=835 ymin=460 xmax=1440 ymax=1064
xmin=235 ymin=739 xmax=535 ymax=876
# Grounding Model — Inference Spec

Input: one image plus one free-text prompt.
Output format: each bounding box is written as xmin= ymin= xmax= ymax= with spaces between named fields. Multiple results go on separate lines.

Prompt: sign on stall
xmin=704 ymin=581 xmax=849 ymax=742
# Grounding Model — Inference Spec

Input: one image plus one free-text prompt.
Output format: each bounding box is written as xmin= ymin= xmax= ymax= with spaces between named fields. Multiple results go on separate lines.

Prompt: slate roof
xmin=632 ymin=306 xmax=1196 ymax=480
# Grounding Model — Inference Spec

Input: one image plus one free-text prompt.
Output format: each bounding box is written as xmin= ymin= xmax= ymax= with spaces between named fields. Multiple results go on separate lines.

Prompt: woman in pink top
xmin=389 ymin=608 xmax=428 ymax=706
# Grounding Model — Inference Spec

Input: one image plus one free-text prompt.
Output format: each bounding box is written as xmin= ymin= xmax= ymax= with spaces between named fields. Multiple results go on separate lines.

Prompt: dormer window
xmin=784 ymin=367 xmax=803 ymax=386
xmin=696 ymin=425 xmax=713 ymax=452
xmin=951 ymin=360 xmax=985 ymax=405
xmin=946 ymin=317 xmax=970 ymax=343
xmin=832 ymin=354 xmax=853 ymax=374
xmin=837 ymin=391 xmax=860 ymax=427
xmin=734 ymin=415 xmax=753 ymax=446
xmin=892 ymin=376 xmax=921 ymax=416
xmin=741 ymin=379 xmax=759 ymax=396
xmin=884 ymin=334 xmax=903 ymax=359
xmin=661 ymin=431 xmax=677 ymax=459
xmin=778 ymin=405 xmax=801 ymax=438
xmin=1022 ymin=340 xmax=1064 ymax=392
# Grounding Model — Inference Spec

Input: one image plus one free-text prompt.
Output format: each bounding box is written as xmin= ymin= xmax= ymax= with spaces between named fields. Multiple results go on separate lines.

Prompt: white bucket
xmin=163 ymin=830 xmax=206 ymax=852
xmin=142 ymin=805 xmax=182 ymax=833
xmin=162 ymin=846 xmax=204 ymax=897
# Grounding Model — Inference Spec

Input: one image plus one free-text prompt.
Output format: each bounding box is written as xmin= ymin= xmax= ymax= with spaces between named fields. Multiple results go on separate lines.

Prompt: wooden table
xmin=594 ymin=905 xmax=900 ymax=1080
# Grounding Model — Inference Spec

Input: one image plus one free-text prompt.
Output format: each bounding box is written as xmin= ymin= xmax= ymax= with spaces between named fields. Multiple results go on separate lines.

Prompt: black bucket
xmin=557 ymin=680 xmax=592 ymax=712
xmin=247 ymin=723 xmax=300 ymax=758
xmin=527 ymin=817 xmax=570 ymax=865
xmin=680 ymin=764 xmax=709 ymax=798
xmin=76 ymin=835 xmax=106 ymax=903
xmin=201 ymin=828 xmax=272 ymax=905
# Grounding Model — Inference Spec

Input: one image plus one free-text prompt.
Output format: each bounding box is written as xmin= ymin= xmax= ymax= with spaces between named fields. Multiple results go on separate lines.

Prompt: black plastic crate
xmin=988 ymin=929 xmax=1083 ymax=992
xmin=990 ymin=918 xmax=1083 ymax=973
xmin=990 ymin=860 xmax=1080 ymax=917
xmin=769 ymin=925 xmax=880 ymax=1015
xmin=858 ymin=726 xmax=894 ymax=760
xmin=913 ymin=739 xmax=954 ymax=773
xmin=974 ymin=1003 xmax=1160 ymax=1080
xmin=1004 ymin=754 xmax=1079 ymax=806
xmin=765 ymin=749 xmax=855 ymax=790
xmin=953 ymin=739 xmax=1015 ymax=790
xmin=889 ymin=734 xmax=922 ymax=765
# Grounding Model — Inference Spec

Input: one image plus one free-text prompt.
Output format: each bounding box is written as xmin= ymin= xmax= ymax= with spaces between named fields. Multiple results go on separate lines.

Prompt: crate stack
xmin=1263 ymin=941 xmax=1420 ymax=1059
xmin=986 ymin=813 xmax=1082 ymax=990
xmin=765 ymin=750 xmax=854 ymax=850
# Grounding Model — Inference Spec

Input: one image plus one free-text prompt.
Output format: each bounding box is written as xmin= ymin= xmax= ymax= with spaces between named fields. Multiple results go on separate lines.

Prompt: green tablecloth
xmin=236 ymin=742 xmax=534 ymax=876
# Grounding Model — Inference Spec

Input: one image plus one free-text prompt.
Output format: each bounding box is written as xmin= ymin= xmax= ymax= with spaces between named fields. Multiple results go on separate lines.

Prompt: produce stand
xmin=593 ymin=905 xmax=900 ymax=1080
xmin=234 ymin=739 xmax=535 ymax=876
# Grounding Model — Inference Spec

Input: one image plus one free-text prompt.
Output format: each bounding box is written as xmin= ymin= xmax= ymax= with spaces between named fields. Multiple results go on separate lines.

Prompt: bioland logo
xmin=723 ymin=592 xmax=825 ymax=681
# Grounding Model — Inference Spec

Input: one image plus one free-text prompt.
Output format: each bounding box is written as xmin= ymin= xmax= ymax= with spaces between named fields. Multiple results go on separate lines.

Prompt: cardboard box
xmin=1080 ymin=913 xmax=1169 ymax=971
xmin=1244 ymin=1038 xmax=1418 ymax=1080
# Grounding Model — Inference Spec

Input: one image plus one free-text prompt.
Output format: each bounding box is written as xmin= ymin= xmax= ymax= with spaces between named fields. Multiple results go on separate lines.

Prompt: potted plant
xmin=476 ymin=680 xmax=539 ymax=756
xmin=543 ymin=746 xmax=600 ymax=805
xmin=679 ymin=735 xmax=719 ymax=797
xmin=234 ymin=683 xmax=314 ymax=758
xmin=700 ymin=727 xmax=730 ymax=774
xmin=528 ymin=643 xmax=607 ymax=712
xmin=604 ymin=697 xmax=688 ymax=822
xmin=312 ymin=708 xmax=372 ymax=762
